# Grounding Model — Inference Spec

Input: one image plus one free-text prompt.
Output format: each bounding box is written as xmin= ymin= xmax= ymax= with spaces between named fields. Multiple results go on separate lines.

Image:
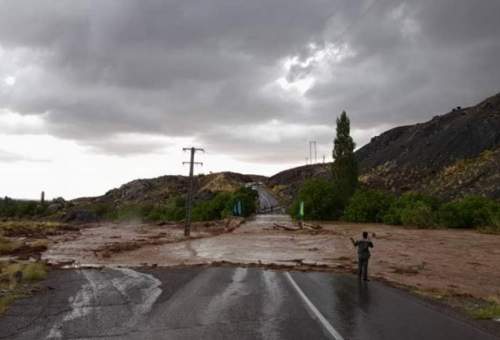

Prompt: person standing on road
xmin=350 ymin=231 xmax=374 ymax=281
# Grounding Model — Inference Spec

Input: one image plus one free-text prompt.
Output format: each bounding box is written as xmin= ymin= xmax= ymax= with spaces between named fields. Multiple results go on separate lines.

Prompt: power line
xmin=182 ymin=147 xmax=204 ymax=237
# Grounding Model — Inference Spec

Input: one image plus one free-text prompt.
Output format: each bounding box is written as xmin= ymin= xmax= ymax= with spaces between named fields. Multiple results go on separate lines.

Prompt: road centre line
xmin=284 ymin=272 xmax=345 ymax=340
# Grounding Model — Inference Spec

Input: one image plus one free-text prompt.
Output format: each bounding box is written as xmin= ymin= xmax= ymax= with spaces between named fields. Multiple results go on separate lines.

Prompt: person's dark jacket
xmin=353 ymin=239 xmax=374 ymax=259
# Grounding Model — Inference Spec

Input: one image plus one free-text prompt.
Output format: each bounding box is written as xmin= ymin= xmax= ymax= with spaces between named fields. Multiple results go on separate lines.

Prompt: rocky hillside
xmin=269 ymin=92 xmax=500 ymax=202
xmin=72 ymin=172 xmax=264 ymax=207
xmin=267 ymin=163 xmax=331 ymax=204
xmin=357 ymin=92 xmax=500 ymax=199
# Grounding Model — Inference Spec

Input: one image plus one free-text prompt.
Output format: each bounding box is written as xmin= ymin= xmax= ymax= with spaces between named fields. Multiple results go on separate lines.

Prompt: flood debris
xmin=272 ymin=223 xmax=300 ymax=231
xmin=272 ymin=222 xmax=323 ymax=232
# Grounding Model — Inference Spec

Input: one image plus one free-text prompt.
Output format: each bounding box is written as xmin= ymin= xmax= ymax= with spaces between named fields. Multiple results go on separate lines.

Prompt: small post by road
xmin=182 ymin=147 xmax=204 ymax=237
xmin=40 ymin=191 xmax=45 ymax=205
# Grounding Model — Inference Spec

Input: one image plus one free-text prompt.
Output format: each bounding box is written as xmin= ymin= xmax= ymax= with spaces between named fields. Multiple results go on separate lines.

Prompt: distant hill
xmin=269 ymin=92 xmax=500 ymax=203
xmin=72 ymin=172 xmax=265 ymax=207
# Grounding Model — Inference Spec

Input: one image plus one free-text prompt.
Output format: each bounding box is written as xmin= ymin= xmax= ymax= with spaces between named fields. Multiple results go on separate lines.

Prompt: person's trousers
xmin=358 ymin=257 xmax=369 ymax=280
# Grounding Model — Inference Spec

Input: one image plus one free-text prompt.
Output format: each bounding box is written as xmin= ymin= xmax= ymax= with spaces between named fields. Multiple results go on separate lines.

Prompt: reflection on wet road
xmin=1 ymin=267 xmax=497 ymax=340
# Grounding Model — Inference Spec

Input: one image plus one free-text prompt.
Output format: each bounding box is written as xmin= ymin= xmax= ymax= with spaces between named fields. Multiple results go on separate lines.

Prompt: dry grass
xmin=0 ymin=236 xmax=50 ymax=256
xmin=0 ymin=261 xmax=48 ymax=314
xmin=1 ymin=261 xmax=48 ymax=283
xmin=470 ymin=302 xmax=500 ymax=320
xmin=0 ymin=236 xmax=23 ymax=255
xmin=456 ymin=296 xmax=500 ymax=320
xmin=0 ymin=221 xmax=68 ymax=237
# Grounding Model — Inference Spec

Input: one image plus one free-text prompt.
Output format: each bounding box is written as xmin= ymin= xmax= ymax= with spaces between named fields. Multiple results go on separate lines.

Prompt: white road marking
xmin=260 ymin=270 xmax=284 ymax=339
xmin=284 ymin=272 xmax=345 ymax=340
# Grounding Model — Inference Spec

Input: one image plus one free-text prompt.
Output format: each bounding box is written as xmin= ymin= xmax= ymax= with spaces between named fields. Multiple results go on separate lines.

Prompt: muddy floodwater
xmin=42 ymin=215 xmax=500 ymax=305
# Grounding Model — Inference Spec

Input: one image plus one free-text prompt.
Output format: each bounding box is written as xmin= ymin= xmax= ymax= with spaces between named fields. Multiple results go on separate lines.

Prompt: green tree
xmin=382 ymin=193 xmax=440 ymax=226
xmin=343 ymin=189 xmax=395 ymax=223
xmin=439 ymin=196 xmax=500 ymax=228
xmin=289 ymin=178 xmax=343 ymax=220
xmin=332 ymin=111 xmax=358 ymax=203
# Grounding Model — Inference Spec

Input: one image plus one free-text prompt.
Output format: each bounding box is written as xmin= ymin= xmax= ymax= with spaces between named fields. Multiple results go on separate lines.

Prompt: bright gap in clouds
xmin=275 ymin=42 xmax=355 ymax=95
xmin=3 ymin=76 xmax=16 ymax=86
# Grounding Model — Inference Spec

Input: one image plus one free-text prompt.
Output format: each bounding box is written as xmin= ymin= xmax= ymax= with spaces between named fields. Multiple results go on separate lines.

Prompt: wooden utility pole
xmin=182 ymin=147 xmax=204 ymax=237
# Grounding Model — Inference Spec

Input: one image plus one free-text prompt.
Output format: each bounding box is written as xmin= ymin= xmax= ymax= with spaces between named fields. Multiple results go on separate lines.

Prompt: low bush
xmin=400 ymin=201 xmax=436 ymax=228
xmin=192 ymin=192 xmax=232 ymax=221
xmin=343 ymin=189 xmax=395 ymax=223
xmin=492 ymin=210 xmax=500 ymax=229
xmin=289 ymin=178 xmax=344 ymax=220
xmin=191 ymin=187 xmax=258 ymax=221
xmin=21 ymin=263 xmax=48 ymax=281
xmin=85 ymin=187 xmax=258 ymax=223
xmin=228 ymin=187 xmax=259 ymax=218
xmin=0 ymin=197 xmax=49 ymax=219
xmin=145 ymin=196 xmax=185 ymax=222
xmin=382 ymin=193 xmax=440 ymax=227
xmin=438 ymin=196 xmax=500 ymax=228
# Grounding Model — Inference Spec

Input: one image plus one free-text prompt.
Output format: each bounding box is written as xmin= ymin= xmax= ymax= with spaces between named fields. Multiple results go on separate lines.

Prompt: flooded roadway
xmin=1 ymin=266 xmax=497 ymax=340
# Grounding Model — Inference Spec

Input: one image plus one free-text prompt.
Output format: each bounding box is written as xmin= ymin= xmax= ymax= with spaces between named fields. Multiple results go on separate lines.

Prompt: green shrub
xmin=227 ymin=187 xmax=258 ymax=217
xmin=146 ymin=196 xmax=185 ymax=222
xmin=191 ymin=187 xmax=258 ymax=221
xmin=439 ymin=196 xmax=500 ymax=228
xmin=343 ymin=189 xmax=395 ymax=223
xmin=289 ymin=178 xmax=343 ymax=220
xmin=383 ymin=193 xmax=441 ymax=226
xmin=22 ymin=263 xmax=48 ymax=281
xmin=492 ymin=210 xmax=500 ymax=229
xmin=192 ymin=192 xmax=232 ymax=221
xmin=0 ymin=197 xmax=48 ymax=219
xmin=400 ymin=201 xmax=435 ymax=228
xmin=76 ymin=187 xmax=257 ymax=223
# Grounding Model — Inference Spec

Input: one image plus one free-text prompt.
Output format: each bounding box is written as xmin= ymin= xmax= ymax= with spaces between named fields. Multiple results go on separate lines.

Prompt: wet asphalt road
xmin=1 ymin=267 xmax=497 ymax=340
xmin=254 ymin=185 xmax=281 ymax=213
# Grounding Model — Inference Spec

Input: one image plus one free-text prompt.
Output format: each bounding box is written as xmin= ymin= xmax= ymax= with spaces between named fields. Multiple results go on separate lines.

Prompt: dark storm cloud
xmin=0 ymin=0 xmax=499 ymax=161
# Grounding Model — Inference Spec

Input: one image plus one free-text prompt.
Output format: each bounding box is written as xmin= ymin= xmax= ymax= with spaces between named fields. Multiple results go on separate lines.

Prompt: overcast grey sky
xmin=1 ymin=0 xmax=500 ymax=199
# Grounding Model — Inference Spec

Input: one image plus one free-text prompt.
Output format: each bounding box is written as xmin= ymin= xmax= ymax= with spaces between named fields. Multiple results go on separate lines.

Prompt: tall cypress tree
xmin=332 ymin=111 xmax=358 ymax=202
